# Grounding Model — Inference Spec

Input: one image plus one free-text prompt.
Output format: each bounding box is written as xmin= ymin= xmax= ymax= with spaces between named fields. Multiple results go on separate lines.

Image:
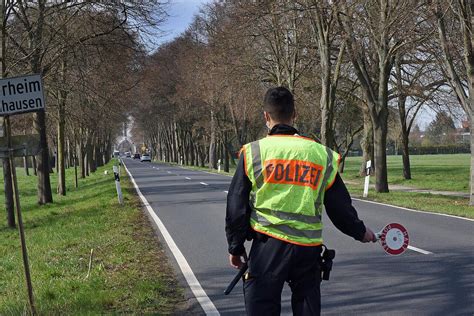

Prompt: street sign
xmin=0 ymin=74 xmax=45 ymax=116
xmin=0 ymin=74 xmax=45 ymax=316
xmin=375 ymin=223 xmax=409 ymax=255
xmin=0 ymin=134 xmax=41 ymax=158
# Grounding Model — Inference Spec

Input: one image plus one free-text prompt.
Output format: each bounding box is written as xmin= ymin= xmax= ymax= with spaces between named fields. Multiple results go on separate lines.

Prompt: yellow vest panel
xmin=243 ymin=135 xmax=340 ymax=246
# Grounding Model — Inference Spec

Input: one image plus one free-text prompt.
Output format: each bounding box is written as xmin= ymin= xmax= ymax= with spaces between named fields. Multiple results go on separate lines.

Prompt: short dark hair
xmin=264 ymin=87 xmax=295 ymax=122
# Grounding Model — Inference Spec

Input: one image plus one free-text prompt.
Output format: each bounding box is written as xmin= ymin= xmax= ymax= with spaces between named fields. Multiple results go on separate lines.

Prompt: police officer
xmin=225 ymin=87 xmax=376 ymax=315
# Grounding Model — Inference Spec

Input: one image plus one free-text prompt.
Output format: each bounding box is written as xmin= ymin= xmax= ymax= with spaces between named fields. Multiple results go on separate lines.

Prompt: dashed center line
xmin=167 ymin=171 xmax=172 ymax=174
xmin=408 ymin=245 xmax=433 ymax=255
xmin=200 ymin=182 xmax=209 ymax=186
xmin=185 ymin=177 xmax=192 ymax=180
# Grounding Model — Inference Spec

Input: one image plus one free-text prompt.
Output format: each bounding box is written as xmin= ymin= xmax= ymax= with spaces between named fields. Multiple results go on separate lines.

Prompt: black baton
xmin=224 ymin=262 xmax=248 ymax=295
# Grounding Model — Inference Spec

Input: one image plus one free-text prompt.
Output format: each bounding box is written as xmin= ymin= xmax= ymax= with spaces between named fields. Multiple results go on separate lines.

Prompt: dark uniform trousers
xmin=243 ymin=233 xmax=323 ymax=315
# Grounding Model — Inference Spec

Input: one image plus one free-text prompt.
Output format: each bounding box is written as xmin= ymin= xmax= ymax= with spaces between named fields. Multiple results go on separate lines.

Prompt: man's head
xmin=263 ymin=87 xmax=295 ymax=128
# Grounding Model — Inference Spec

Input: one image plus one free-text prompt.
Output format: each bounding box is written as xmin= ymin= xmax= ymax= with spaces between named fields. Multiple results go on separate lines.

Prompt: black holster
xmin=319 ymin=245 xmax=336 ymax=281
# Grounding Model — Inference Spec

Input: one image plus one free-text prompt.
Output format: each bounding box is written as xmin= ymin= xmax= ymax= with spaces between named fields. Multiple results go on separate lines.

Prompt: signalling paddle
xmin=375 ymin=223 xmax=409 ymax=256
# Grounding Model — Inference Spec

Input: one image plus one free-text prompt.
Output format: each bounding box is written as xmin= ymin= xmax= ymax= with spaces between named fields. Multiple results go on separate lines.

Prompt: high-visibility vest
xmin=242 ymin=134 xmax=340 ymax=246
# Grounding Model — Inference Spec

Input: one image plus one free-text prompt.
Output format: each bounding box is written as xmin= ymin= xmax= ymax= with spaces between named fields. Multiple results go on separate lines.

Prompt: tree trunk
xmin=209 ymin=110 xmax=217 ymax=169
xmin=199 ymin=145 xmax=205 ymax=168
xmin=79 ymin=137 xmax=85 ymax=179
xmin=32 ymin=156 xmax=37 ymax=176
xmin=3 ymin=156 xmax=15 ymax=227
xmin=470 ymin=115 xmax=474 ymax=205
xmin=23 ymin=156 xmax=29 ymax=176
xmin=319 ymin=46 xmax=334 ymax=148
xmin=74 ymin=155 xmax=78 ymax=189
xmin=34 ymin=111 xmax=53 ymax=204
xmin=339 ymin=158 xmax=346 ymax=173
xmin=373 ymin=121 xmax=389 ymax=192
xmin=57 ymin=71 xmax=67 ymax=195
xmin=401 ymin=129 xmax=411 ymax=180
xmin=87 ymin=138 xmax=95 ymax=174
xmin=224 ymin=133 xmax=230 ymax=173
xmin=469 ymin=1 xmax=474 ymax=206
xmin=31 ymin=0 xmax=52 ymax=204
xmin=359 ymin=110 xmax=374 ymax=176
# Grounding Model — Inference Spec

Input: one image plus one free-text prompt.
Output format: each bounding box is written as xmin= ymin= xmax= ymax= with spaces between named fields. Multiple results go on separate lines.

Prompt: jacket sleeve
xmin=324 ymin=173 xmax=366 ymax=241
xmin=225 ymin=155 xmax=252 ymax=255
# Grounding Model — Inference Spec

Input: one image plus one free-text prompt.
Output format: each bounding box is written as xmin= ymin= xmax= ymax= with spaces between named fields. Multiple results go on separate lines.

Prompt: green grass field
xmin=347 ymin=185 xmax=473 ymax=219
xmin=0 ymin=162 xmax=184 ymax=314
xmin=342 ymin=154 xmax=470 ymax=192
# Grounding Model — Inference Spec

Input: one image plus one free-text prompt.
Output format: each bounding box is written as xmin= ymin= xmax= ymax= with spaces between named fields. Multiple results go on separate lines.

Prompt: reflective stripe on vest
xmin=251 ymin=211 xmax=322 ymax=239
xmin=243 ymin=135 xmax=340 ymax=246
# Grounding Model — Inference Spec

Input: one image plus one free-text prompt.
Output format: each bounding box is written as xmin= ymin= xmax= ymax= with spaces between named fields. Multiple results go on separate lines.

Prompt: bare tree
xmin=338 ymin=0 xmax=426 ymax=192
xmin=434 ymin=0 xmax=474 ymax=205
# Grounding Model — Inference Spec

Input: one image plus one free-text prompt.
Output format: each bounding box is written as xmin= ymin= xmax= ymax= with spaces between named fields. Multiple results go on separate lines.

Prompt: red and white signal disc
xmin=378 ymin=223 xmax=409 ymax=256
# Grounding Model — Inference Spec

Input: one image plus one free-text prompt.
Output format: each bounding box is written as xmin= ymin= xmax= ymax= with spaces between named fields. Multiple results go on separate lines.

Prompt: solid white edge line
xmin=353 ymin=198 xmax=474 ymax=222
xmin=407 ymin=245 xmax=433 ymax=255
xmin=123 ymin=163 xmax=220 ymax=315
xmin=200 ymin=182 xmax=209 ymax=186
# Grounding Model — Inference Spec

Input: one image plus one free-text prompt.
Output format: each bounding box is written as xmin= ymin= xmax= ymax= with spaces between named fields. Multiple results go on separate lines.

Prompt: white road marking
xmin=200 ymin=182 xmax=209 ymax=186
xmin=123 ymin=163 xmax=220 ymax=315
xmin=408 ymin=245 xmax=433 ymax=255
xmin=353 ymin=198 xmax=474 ymax=222
xmin=167 ymin=171 xmax=172 ymax=174
xmin=185 ymin=177 xmax=192 ymax=180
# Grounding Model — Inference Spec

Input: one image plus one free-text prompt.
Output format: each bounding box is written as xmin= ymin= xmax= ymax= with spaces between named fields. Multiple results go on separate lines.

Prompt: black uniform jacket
xmin=225 ymin=124 xmax=367 ymax=256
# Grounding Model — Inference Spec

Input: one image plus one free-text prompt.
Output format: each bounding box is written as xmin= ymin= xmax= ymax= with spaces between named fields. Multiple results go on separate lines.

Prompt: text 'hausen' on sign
xmin=0 ymin=74 xmax=45 ymax=116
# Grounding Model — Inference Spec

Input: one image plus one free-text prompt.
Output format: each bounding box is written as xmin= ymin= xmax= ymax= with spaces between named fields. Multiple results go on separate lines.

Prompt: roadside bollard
xmin=218 ymin=159 xmax=221 ymax=173
xmin=363 ymin=160 xmax=371 ymax=198
xmin=113 ymin=165 xmax=123 ymax=205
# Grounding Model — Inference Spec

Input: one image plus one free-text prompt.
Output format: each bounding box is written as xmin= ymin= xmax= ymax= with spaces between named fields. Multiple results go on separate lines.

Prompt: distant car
xmin=140 ymin=154 xmax=151 ymax=162
xmin=113 ymin=150 xmax=120 ymax=158
xmin=125 ymin=151 xmax=131 ymax=158
xmin=133 ymin=153 xmax=140 ymax=159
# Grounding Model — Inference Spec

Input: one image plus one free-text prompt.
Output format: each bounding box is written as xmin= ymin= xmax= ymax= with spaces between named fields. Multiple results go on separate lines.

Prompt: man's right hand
xmin=229 ymin=253 xmax=247 ymax=269
xmin=361 ymin=226 xmax=377 ymax=243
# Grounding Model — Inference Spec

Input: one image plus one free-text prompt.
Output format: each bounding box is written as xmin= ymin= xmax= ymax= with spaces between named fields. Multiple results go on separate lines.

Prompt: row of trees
xmin=133 ymin=0 xmax=473 ymax=205
xmin=2 ymin=1 xmax=168 ymax=227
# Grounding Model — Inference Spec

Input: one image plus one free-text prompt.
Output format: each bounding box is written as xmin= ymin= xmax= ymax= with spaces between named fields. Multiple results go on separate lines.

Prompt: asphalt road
xmin=123 ymin=158 xmax=474 ymax=316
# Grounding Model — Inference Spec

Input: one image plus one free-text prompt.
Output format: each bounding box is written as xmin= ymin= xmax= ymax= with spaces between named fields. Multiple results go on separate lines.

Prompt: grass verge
xmin=343 ymin=154 xmax=470 ymax=192
xmin=0 ymin=161 xmax=184 ymax=314
xmin=347 ymin=185 xmax=474 ymax=219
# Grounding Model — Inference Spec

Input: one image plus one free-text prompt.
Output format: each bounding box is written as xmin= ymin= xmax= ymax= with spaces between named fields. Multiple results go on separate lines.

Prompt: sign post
xmin=0 ymin=74 xmax=45 ymax=316
xmin=5 ymin=117 xmax=36 ymax=315
xmin=363 ymin=160 xmax=371 ymax=198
